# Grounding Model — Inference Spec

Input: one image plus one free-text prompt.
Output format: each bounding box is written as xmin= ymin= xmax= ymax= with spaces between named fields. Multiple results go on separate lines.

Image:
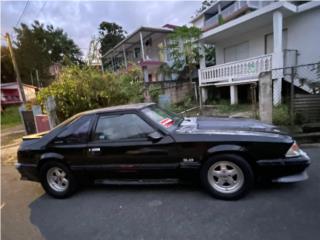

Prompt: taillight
xmin=285 ymin=141 xmax=301 ymax=157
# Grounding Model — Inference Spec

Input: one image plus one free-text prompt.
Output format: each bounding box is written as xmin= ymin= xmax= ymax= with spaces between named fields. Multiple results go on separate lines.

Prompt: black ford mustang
xmin=16 ymin=103 xmax=310 ymax=200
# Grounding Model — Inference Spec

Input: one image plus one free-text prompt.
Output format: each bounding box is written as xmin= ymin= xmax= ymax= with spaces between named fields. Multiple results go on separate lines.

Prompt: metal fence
xmin=271 ymin=63 xmax=320 ymax=125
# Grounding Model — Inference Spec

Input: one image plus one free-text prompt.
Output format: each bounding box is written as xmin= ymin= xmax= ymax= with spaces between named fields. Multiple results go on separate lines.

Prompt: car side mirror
xmin=148 ymin=131 xmax=163 ymax=142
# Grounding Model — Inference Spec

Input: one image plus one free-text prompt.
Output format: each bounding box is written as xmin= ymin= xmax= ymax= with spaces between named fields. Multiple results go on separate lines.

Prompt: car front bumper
xmin=15 ymin=163 xmax=39 ymax=182
xmin=256 ymin=149 xmax=311 ymax=182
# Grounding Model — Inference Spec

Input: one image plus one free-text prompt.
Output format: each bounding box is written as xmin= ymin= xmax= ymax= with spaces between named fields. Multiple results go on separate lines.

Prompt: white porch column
xmin=201 ymin=87 xmax=208 ymax=103
xmin=111 ymin=56 xmax=115 ymax=72
xmin=122 ymin=46 xmax=128 ymax=69
xmin=139 ymin=32 xmax=145 ymax=61
xmin=272 ymin=11 xmax=284 ymax=106
xmin=230 ymin=85 xmax=238 ymax=105
xmin=143 ymin=67 xmax=148 ymax=83
xmin=199 ymin=44 xmax=208 ymax=103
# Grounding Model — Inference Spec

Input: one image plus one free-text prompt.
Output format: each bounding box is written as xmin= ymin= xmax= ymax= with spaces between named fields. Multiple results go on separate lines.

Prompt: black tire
xmin=200 ymin=154 xmax=254 ymax=200
xmin=40 ymin=161 xmax=78 ymax=199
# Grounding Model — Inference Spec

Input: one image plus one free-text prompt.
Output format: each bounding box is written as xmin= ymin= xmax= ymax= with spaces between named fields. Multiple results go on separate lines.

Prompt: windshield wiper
xmin=176 ymin=117 xmax=184 ymax=127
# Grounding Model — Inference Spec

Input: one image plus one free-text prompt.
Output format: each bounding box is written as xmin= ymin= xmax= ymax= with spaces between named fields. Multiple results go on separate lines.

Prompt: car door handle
xmin=89 ymin=148 xmax=100 ymax=152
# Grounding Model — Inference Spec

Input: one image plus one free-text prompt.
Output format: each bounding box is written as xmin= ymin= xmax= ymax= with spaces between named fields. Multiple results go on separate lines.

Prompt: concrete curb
xmin=300 ymin=143 xmax=320 ymax=148
xmin=294 ymin=132 xmax=320 ymax=144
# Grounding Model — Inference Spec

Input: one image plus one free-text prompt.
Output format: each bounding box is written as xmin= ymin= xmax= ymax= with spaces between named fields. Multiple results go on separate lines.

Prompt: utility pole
xmin=30 ymin=72 xmax=34 ymax=86
xmin=5 ymin=33 xmax=26 ymax=103
xmin=35 ymin=69 xmax=41 ymax=88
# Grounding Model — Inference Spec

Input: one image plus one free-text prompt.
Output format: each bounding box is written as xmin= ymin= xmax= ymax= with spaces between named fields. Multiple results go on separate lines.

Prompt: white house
xmin=102 ymin=25 xmax=178 ymax=83
xmin=192 ymin=0 xmax=320 ymax=105
xmin=86 ymin=36 xmax=103 ymax=70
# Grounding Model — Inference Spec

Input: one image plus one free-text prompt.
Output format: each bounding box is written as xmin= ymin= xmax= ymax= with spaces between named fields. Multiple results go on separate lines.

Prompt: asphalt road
xmin=1 ymin=146 xmax=320 ymax=240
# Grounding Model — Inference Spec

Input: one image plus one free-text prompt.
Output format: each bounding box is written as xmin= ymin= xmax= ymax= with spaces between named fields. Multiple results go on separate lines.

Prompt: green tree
xmin=1 ymin=46 xmax=15 ymax=83
xmin=14 ymin=20 xmax=82 ymax=86
xmin=37 ymin=64 xmax=144 ymax=121
xmin=204 ymin=44 xmax=216 ymax=67
xmin=168 ymin=25 xmax=202 ymax=82
xmin=98 ymin=22 xmax=126 ymax=58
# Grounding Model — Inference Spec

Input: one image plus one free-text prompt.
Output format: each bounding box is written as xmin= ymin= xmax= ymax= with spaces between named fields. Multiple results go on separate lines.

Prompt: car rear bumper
xmin=256 ymin=150 xmax=311 ymax=182
xmin=15 ymin=163 xmax=39 ymax=182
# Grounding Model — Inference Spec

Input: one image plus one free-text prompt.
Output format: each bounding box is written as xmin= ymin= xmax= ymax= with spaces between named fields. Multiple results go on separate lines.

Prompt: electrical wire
xmin=15 ymin=0 xmax=30 ymax=27
xmin=36 ymin=1 xmax=47 ymax=19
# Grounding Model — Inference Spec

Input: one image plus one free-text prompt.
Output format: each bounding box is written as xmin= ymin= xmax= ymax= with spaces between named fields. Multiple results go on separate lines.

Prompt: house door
xmin=265 ymin=29 xmax=288 ymax=54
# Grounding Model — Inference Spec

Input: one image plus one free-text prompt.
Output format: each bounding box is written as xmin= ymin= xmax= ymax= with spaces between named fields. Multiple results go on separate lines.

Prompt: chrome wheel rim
xmin=207 ymin=161 xmax=244 ymax=194
xmin=47 ymin=167 xmax=69 ymax=192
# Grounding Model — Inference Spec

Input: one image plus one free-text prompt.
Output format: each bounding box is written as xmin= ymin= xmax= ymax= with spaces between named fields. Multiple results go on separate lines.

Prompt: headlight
xmin=285 ymin=141 xmax=301 ymax=157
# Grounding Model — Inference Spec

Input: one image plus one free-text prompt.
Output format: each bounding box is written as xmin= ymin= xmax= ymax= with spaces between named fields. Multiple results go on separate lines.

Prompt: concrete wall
xmin=163 ymin=82 xmax=194 ymax=104
xmin=215 ymin=24 xmax=272 ymax=65
xmin=285 ymin=8 xmax=320 ymax=65
xmin=214 ymin=7 xmax=320 ymax=65
xmin=147 ymin=81 xmax=194 ymax=104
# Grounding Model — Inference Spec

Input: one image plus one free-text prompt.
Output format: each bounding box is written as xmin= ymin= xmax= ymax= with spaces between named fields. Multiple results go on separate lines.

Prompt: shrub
xmin=37 ymin=64 xmax=144 ymax=121
xmin=168 ymin=96 xmax=195 ymax=113
xmin=148 ymin=84 xmax=162 ymax=103
xmin=272 ymin=104 xmax=290 ymax=126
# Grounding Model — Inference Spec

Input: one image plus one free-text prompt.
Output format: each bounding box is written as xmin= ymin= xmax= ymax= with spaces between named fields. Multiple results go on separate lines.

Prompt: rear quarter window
xmin=56 ymin=115 xmax=93 ymax=143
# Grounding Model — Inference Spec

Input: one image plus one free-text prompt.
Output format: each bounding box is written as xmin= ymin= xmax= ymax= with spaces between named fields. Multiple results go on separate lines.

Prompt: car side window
xmin=56 ymin=115 xmax=93 ymax=144
xmin=93 ymin=114 xmax=154 ymax=141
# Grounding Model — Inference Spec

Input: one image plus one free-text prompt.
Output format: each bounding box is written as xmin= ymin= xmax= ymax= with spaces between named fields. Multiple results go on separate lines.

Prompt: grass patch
xmin=167 ymin=97 xmax=197 ymax=114
xmin=1 ymin=106 xmax=22 ymax=129
xmin=215 ymin=104 xmax=251 ymax=114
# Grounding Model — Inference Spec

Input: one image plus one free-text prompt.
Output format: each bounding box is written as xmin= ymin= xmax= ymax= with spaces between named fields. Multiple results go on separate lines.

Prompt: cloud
xmin=1 ymin=1 xmax=201 ymax=55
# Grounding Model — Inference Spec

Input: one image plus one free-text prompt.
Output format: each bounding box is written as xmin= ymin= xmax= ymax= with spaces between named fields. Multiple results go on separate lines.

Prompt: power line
xmin=36 ymin=1 xmax=47 ymax=19
xmin=15 ymin=0 xmax=30 ymax=27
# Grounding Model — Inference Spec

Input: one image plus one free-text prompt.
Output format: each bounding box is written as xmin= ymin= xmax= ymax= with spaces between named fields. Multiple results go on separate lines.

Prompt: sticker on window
xmin=159 ymin=118 xmax=174 ymax=128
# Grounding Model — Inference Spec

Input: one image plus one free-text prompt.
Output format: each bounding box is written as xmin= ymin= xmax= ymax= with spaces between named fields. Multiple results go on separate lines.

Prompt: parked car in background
xmin=16 ymin=103 xmax=310 ymax=200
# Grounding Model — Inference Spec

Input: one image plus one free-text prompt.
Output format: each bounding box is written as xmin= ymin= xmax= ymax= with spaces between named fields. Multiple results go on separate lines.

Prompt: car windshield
xmin=142 ymin=105 xmax=183 ymax=131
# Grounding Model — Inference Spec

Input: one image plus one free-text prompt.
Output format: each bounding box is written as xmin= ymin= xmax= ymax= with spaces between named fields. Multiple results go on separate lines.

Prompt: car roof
xmin=79 ymin=102 xmax=155 ymax=116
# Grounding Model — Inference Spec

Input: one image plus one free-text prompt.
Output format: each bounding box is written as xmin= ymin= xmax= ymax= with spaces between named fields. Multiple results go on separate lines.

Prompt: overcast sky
xmin=1 ymin=0 xmax=201 ymax=55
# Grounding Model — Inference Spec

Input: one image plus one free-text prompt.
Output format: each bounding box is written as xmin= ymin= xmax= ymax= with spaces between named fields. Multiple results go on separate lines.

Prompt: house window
xmin=134 ymin=47 xmax=141 ymax=59
xmin=224 ymin=41 xmax=249 ymax=63
xmin=148 ymin=74 xmax=153 ymax=82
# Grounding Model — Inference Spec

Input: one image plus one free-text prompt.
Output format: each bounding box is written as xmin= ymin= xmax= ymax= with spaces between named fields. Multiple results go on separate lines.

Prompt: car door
xmin=47 ymin=115 xmax=94 ymax=171
xmin=86 ymin=111 xmax=180 ymax=179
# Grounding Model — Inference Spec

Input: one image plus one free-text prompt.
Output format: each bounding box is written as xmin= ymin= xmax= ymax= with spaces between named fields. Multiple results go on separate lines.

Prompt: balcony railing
xmin=199 ymin=54 xmax=272 ymax=86
xmin=221 ymin=1 xmax=247 ymax=19
xmin=204 ymin=14 xmax=219 ymax=28
xmin=203 ymin=1 xmax=274 ymax=31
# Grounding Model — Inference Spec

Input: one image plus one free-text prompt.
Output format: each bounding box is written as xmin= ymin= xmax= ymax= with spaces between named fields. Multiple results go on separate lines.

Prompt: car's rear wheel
xmin=201 ymin=154 xmax=254 ymax=200
xmin=40 ymin=161 xmax=77 ymax=199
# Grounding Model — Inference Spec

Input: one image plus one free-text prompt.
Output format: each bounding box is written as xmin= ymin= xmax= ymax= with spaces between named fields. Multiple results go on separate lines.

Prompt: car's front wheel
xmin=40 ymin=161 xmax=77 ymax=199
xmin=201 ymin=154 xmax=254 ymax=200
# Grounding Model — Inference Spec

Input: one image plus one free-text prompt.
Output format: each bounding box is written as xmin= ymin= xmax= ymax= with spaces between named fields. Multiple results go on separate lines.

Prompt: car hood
xmin=22 ymin=131 xmax=49 ymax=140
xmin=178 ymin=116 xmax=284 ymax=135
